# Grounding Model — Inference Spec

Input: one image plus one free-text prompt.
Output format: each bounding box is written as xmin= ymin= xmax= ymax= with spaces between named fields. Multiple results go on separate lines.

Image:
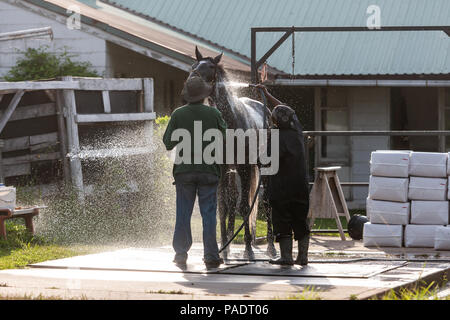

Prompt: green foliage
xmin=4 ymin=46 xmax=98 ymax=82
xmin=155 ymin=115 xmax=170 ymax=126
xmin=0 ymin=221 xmax=46 ymax=251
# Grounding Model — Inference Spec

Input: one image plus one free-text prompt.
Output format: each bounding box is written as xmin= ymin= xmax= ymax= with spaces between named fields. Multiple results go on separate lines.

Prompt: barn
xmin=1 ymin=0 xmax=449 ymax=209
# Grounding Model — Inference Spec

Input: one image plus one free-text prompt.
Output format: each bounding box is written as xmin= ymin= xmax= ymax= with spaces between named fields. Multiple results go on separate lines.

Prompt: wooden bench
xmin=0 ymin=206 xmax=44 ymax=240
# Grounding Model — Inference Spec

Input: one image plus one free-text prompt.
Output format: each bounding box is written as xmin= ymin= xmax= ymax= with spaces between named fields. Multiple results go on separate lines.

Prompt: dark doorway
xmin=391 ymin=87 xmax=439 ymax=152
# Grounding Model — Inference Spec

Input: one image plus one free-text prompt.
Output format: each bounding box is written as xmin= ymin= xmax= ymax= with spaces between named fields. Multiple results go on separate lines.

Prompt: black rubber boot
xmin=295 ymin=235 xmax=309 ymax=266
xmin=269 ymin=237 xmax=294 ymax=265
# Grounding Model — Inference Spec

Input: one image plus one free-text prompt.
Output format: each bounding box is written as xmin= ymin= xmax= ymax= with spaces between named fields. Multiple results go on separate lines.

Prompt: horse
xmin=189 ymin=46 xmax=276 ymax=260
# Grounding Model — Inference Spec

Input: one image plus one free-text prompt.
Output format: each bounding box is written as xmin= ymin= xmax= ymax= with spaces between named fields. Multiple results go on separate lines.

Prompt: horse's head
xmin=190 ymin=46 xmax=223 ymax=85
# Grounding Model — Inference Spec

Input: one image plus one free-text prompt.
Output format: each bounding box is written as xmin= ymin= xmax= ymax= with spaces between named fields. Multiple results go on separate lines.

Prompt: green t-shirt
xmin=163 ymin=103 xmax=227 ymax=177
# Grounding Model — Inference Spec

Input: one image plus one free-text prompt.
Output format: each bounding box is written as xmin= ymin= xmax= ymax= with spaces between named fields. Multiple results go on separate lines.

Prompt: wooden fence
xmin=0 ymin=77 xmax=155 ymax=197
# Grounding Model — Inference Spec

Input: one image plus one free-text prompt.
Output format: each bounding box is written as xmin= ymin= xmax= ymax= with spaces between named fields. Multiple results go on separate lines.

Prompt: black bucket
xmin=347 ymin=214 xmax=369 ymax=240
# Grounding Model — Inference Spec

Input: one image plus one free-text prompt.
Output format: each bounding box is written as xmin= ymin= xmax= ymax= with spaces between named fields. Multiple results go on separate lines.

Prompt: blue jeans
xmin=173 ymin=172 xmax=220 ymax=262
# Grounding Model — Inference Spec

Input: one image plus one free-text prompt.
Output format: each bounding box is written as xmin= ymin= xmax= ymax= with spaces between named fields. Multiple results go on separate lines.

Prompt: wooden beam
xmin=76 ymin=113 xmax=156 ymax=123
xmin=0 ymin=90 xmax=25 ymax=134
xmin=2 ymin=152 xmax=61 ymax=165
xmin=3 ymin=132 xmax=58 ymax=153
xmin=76 ymin=78 xmax=143 ymax=91
xmin=0 ymin=81 xmax=78 ymax=92
xmin=7 ymin=103 xmax=56 ymax=122
xmin=3 ymin=163 xmax=30 ymax=178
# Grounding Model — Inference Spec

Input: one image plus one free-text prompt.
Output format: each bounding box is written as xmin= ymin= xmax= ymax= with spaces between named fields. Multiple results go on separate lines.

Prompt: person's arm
xmin=162 ymin=115 xmax=178 ymax=151
xmin=255 ymin=84 xmax=283 ymax=108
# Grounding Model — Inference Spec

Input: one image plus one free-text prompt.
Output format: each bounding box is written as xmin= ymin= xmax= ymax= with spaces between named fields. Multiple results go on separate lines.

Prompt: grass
xmin=373 ymin=281 xmax=449 ymax=300
xmin=0 ymin=220 xmax=98 ymax=270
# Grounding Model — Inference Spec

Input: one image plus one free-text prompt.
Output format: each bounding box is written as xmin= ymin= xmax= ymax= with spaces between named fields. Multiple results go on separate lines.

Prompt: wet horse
xmin=189 ymin=47 xmax=276 ymax=259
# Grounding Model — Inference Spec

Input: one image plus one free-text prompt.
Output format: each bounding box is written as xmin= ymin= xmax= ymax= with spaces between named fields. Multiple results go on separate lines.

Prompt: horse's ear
xmin=195 ymin=46 xmax=203 ymax=61
xmin=213 ymin=52 xmax=223 ymax=64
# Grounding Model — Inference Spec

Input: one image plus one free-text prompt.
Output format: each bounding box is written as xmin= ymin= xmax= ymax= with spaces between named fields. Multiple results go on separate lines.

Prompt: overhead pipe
xmin=0 ymin=27 xmax=53 ymax=42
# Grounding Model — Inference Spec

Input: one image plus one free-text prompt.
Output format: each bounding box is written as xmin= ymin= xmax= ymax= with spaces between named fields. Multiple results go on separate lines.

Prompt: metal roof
xmin=101 ymin=0 xmax=450 ymax=77
xmin=22 ymin=0 xmax=250 ymax=73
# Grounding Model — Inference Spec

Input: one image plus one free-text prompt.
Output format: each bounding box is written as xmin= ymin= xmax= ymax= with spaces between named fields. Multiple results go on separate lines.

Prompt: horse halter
xmin=190 ymin=61 xmax=219 ymax=93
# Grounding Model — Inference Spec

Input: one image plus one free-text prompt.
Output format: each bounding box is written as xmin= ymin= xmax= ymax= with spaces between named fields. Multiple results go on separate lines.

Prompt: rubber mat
xmin=217 ymin=261 xmax=407 ymax=278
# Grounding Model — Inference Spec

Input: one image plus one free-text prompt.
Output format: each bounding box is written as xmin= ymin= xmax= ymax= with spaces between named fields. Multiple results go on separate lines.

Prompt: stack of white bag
xmin=406 ymin=152 xmax=449 ymax=249
xmin=364 ymin=151 xmax=411 ymax=248
xmin=364 ymin=151 xmax=450 ymax=250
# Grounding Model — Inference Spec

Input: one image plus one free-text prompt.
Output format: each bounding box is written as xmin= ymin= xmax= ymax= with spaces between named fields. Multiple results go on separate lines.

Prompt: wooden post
xmin=55 ymin=89 xmax=71 ymax=184
xmin=102 ymin=91 xmax=111 ymax=113
xmin=142 ymin=78 xmax=155 ymax=145
xmin=61 ymin=76 xmax=84 ymax=199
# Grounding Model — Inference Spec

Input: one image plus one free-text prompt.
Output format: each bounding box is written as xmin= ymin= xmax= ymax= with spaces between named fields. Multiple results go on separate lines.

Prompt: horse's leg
xmin=238 ymin=165 xmax=255 ymax=260
xmin=261 ymin=177 xmax=277 ymax=258
xmin=263 ymin=199 xmax=277 ymax=258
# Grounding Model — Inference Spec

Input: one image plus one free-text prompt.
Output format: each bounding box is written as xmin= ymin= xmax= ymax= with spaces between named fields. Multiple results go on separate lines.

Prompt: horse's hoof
xmin=243 ymin=249 xmax=255 ymax=261
xmin=266 ymin=245 xmax=277 ymax=258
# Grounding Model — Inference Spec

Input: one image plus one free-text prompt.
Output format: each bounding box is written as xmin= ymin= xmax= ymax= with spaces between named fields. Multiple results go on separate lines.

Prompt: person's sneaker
xmin=204 ymin=258 xmax=224 ymax=269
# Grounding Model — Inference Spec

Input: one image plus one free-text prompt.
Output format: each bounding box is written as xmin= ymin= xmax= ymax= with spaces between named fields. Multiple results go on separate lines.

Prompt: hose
xmin=218 ymin=87 xmax=268 ymax=254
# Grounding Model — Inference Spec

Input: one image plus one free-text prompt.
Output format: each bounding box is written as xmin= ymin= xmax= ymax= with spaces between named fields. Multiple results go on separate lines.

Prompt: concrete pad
xmin=0 ymin=236 xmax=448 ymax=300
xmin=30 ymin=248 xmax=246 ymax=274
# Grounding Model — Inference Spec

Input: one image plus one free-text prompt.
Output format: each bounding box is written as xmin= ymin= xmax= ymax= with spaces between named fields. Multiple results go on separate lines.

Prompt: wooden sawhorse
xmin=308 ymin=166 xmax=351 ymax=240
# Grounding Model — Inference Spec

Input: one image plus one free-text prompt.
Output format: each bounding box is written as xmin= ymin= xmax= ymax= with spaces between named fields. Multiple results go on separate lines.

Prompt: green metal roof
xmin=101 ymin=0 xmax=450 ymax=76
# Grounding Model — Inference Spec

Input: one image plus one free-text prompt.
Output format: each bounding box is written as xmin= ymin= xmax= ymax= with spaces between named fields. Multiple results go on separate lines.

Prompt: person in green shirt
xmin=163 ymin=76 xmax=227 ymax=269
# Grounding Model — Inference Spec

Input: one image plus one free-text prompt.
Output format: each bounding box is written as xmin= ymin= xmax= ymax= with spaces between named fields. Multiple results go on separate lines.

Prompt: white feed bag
xmin=368 ymin=176 xmax=409 ymax=202
xmin=447 ymin=152 xmax=450 ymax=175
xmin=410 ymin=201 xmax=449 ymax=225
xmin=363 ymin=223 xmax=403 ymax=248
xmin=0 ymin=186 xmax=16 ymax=211
xmin=408 ymin=177 xmax=447 ymax=201
xmin=370 ymin=151 xmax=410 ymax=178
xmin=434 ymin=226 xmax=450 ymax=250
xmin=409 ymin=152 xmax=448 ymax=178
xmin=404 ymin=225 xmax=439 ymax=248
xmin=366 ymin=198 xmax=410 ymax=225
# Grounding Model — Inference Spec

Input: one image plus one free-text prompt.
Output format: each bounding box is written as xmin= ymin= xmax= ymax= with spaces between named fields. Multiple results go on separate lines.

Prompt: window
xmin=319 ymin=88 xmax=350 ymax=162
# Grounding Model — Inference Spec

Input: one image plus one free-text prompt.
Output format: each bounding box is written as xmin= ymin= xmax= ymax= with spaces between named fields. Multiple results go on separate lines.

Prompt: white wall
xmin=349 ymin=87 xmax=390 ymax=208
xmin=0 ymin=0 xmax=107 ymax=79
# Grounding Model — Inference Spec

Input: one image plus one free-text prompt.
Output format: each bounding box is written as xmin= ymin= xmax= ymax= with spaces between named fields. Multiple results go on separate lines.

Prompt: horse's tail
xmin=248 ymin=165 xmax=260 ymax=242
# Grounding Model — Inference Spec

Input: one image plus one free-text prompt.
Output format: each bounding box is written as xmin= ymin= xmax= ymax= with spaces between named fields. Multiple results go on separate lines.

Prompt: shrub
xmin=4 ymin=46 xmax=98 ymax=81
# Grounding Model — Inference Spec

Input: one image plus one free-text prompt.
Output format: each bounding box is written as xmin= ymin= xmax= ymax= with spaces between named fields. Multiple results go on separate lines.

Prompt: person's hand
xmin=255 ymin=84 xmax=269 ymax=94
